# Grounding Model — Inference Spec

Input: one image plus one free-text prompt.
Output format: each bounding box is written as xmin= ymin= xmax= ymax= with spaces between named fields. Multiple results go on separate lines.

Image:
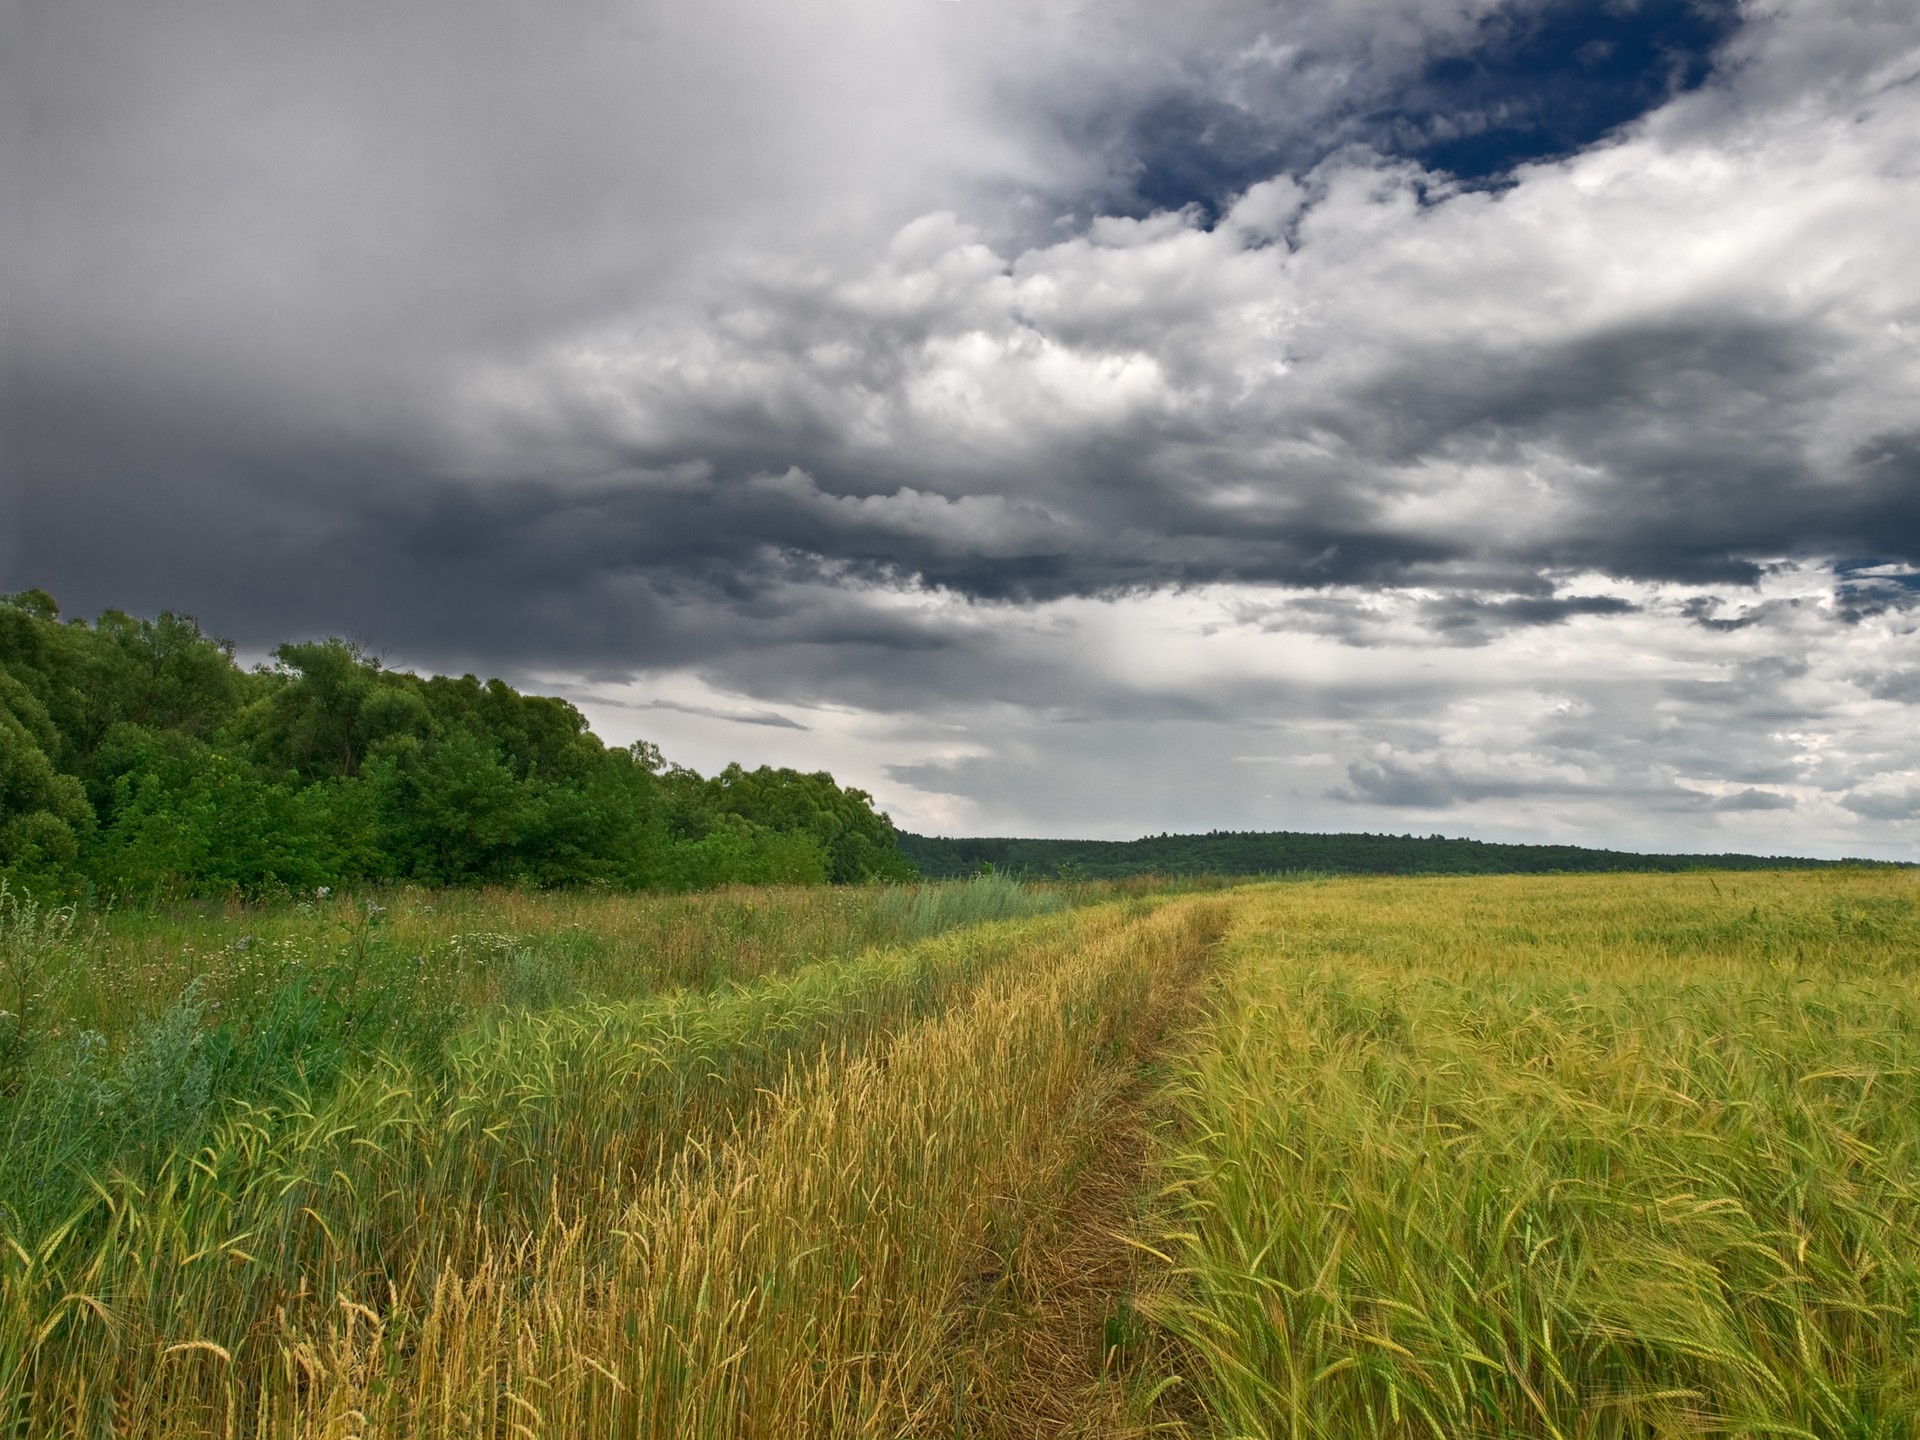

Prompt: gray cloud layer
xmin=7 ymin=0 xmax=1920 ymax=852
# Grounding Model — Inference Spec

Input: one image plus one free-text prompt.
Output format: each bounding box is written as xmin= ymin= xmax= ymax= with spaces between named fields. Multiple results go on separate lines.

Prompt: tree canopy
xmin=0 ymin=592 xmax=916 ymax=896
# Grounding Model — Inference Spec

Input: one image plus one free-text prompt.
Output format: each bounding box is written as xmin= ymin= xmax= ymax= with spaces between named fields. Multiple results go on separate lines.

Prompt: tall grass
xmin=28 ymin=873 xmax=1084 ymax=1046
xmin=0 ymin=876 xmax=1081 ymax=1232
xmin=1150 ymin=870 xmax=1920 ymax=1438
xmin=2 ymin=890 xmax=1227 ymax=1436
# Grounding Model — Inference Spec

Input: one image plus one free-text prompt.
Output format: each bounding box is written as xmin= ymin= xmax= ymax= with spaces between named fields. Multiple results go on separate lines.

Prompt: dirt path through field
xmin=932 ymin=905 xmax=1227 ymax=1439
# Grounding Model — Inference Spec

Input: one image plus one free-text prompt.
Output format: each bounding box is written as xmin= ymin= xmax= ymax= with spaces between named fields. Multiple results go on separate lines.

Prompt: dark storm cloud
xmin=617 ymin=699 xmax=810 ymax=732
xmin=1336 ymin=755 xmax=1531 ymax=809
xmin=11 ymin=0 xmax=1914 ymax=645
xmin=7 ymin=0 xmax=1920 ymax=851
xmin=262 ymin=265 xmax=1900 ymax=637
xmin=1858 ymin=667 xmax=1920 ymax=704
xmin=1335 ymin=751 xmax=1637 ymax=810
xmin=1419 ymin=593 xmax=1639 ymax=644
xmin=1320 ymin=311 xmax=1857 ymax=584
xmin=1842 ymin=786 xmax=1920 ymax=822
xmin=1717 ymin=788 xmax=1796 ymax=812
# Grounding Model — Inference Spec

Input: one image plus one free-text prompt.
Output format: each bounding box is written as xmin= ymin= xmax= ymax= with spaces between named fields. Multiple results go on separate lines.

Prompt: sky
xmin=6 ymin=0 xmax=1920 ymax=855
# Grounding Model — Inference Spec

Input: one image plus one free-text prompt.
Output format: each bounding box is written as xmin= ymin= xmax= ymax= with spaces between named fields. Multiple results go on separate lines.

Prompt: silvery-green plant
xmin=109 ymin=975 xmax=216 ymax=1161
xmin=0 ymin=879 xmax=86 ymax=1098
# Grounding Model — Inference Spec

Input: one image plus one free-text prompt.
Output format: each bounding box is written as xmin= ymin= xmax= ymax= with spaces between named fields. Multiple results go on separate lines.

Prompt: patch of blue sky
xmin=1125 ymin=0 xmax=1742 ymax=218
xmin=1398 ymin=0 xmax=1741 ymax=181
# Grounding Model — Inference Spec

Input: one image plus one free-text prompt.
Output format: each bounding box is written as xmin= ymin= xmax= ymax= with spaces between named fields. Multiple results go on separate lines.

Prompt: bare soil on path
xmin=927 ymin=926 xmax=1221 ymax=1439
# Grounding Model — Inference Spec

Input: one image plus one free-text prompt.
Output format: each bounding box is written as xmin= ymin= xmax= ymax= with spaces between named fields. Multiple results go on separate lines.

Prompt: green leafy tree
xmin=529 ymin=746 xmax=674 ymax=888
xmin=85 ymin=725 xmax=343 ymax=893
xmin=702 ymin=764 xmax=916 ymax=883
xmin=419 ymin=674 xmax=604 ymax=784
xmin=242 ymin=640 xmax=399 ymax=780
xmin=0 ymin=593 xmax=254 ymax=774
xmin=661 ymin=814 xmax=830 ymax=889
xmin=364 ymin=728 xmax=546 ymax=884
xmin=1 ymin=593 xmax=920 ymax=896
xmin=0 ymin=668 xmax=93 ymax=879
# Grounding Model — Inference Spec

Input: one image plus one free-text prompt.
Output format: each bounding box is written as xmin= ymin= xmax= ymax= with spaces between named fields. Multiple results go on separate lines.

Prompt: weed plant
xmin=1152 ymin=870 xmax=1920 ymax=1439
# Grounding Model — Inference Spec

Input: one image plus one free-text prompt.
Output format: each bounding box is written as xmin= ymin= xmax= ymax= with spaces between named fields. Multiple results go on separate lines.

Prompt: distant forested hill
xmin=898 ymin=830 xmax=1892 ymax=880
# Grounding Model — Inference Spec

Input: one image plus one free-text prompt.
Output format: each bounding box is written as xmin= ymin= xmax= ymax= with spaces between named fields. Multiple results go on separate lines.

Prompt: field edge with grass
xmin=3 ymin=885 xmax=1231 ymax=1438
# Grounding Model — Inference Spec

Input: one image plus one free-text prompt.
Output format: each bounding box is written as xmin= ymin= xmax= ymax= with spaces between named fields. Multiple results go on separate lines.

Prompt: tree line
xmin=0 ymin=591 xmax=916 ymax=897
xmin=897 ymin=829 xmax=1883 ymax=880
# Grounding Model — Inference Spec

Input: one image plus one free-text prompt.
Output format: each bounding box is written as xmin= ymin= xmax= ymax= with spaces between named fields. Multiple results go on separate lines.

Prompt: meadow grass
xmin=0 ymin=876 xmax=1083 ymax=1231
xmin=1 ymin=885 xmax=1228 ymax=1437
xmin=9 ymin=873 xmax=1087 ymax=1054
xmin=1150 ymin=870 xmax=1920 ymax=1439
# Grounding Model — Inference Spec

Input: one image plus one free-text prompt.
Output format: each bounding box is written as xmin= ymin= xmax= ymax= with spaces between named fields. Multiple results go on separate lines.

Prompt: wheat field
xmin=1152 ymin=871 xmax=1920 ymax=1439
xmin=5 ymin=869 xmax=1919 ymax=1437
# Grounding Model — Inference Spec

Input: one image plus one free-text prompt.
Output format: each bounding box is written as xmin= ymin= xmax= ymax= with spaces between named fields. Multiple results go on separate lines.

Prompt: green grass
xmin=9 ymin=872 xmax=1086 ymax=1048
xmin=0 ymin=875 xmax=1084 ymax=1234
xmin=1149 ymin=871 xmax=1920 ymax=1439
